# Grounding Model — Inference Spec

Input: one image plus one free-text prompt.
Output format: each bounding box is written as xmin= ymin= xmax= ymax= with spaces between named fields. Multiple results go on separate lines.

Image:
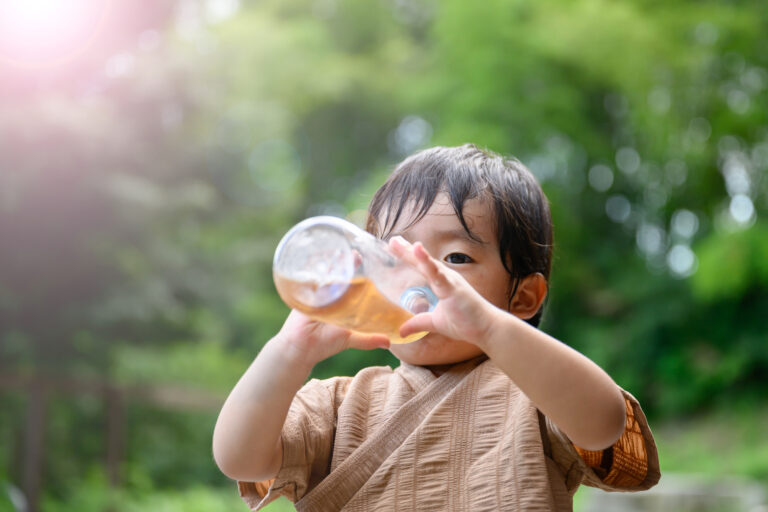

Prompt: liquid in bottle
xmin=274 ymin=274 xmax=428 ymax=344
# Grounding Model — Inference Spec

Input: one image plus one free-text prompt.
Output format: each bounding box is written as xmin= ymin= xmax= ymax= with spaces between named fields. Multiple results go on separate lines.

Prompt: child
xmin=213 ymin=144 xmax=660 ymax=511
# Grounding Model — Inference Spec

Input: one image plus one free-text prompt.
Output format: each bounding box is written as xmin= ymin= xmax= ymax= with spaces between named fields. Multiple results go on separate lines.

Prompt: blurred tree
xmin=0 ymin=0 xmax=767 ymax=509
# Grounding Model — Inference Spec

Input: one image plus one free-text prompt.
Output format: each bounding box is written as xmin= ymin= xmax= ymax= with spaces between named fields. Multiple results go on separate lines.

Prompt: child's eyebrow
xmin=387 ymin=228 xmax=488 ymax=246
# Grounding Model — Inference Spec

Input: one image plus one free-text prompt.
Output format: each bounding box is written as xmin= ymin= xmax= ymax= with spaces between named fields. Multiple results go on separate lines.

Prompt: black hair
xmin=366 ymin=144 xmax=553 ymax=327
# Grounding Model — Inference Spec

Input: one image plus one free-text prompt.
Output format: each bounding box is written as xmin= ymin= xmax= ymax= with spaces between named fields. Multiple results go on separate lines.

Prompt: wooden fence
xmin=0 ymin=373 xmax=225 ymax=512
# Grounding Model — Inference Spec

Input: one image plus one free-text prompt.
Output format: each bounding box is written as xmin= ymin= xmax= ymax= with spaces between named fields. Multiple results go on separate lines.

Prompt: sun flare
xmin=0 ymin=0 xmax=109 ymax=67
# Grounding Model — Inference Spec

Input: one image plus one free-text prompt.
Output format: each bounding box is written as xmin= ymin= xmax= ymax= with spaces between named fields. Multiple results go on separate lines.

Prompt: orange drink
xmin=274 ymin=274 xmax=427 ymax=344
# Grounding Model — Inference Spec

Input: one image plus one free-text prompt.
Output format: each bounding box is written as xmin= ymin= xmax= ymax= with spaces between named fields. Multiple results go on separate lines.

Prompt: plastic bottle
xmin=273 ymin=216 xmax=438 ymax=344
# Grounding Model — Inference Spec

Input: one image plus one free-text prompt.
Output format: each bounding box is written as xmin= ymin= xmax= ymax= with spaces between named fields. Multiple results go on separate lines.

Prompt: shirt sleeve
xmin=543 ymin=389 xmax=660 ymax=493
xmin=238 ymin=376 xmax=350 ymax=510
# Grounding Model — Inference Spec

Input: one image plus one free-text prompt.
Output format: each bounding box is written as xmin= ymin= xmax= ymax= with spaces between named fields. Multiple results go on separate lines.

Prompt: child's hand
xmin=389 ymin=237 xmax=498 ymax=347
xmin=275 ymin=310 xmax=391 ymax=369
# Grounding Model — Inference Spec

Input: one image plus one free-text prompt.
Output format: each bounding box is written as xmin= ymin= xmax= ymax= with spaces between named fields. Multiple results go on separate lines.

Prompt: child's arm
xmin=471 ymin=305 xmax=626 ymax=451
xmin=212 ymin=310 xmax=390 ymax=482
xmin=391 ymin=239 xmax=626 ymax=451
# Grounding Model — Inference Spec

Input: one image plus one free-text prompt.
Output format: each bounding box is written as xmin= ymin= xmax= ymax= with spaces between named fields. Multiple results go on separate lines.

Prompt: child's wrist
xmin=267 ymin=332 xmax=319 ymax=375
xmin=471 ymin=305 xmax=514 ymax=352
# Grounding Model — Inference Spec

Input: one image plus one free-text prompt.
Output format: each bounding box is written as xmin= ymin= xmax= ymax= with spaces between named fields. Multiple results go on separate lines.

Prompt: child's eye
xmin=444 ymin=253 xmax=473 ymax=264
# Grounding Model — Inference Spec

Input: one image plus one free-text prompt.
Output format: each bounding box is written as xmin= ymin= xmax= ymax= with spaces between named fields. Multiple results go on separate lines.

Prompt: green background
xmin=1 ymin=0 xmax=766 ymax=510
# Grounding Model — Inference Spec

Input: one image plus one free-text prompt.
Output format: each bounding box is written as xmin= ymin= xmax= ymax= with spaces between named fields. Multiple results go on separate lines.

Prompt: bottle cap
xmin=399 ymin=286 xmax=438 ymax=315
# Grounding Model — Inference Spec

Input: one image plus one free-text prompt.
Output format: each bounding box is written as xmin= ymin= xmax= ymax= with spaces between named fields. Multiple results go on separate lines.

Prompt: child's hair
xmin=366 ymin=144 xmax=554 ymax=327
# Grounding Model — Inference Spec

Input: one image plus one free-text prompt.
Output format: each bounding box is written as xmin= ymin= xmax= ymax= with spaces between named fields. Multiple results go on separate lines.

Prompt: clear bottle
xmin=273 ymin=216 xmax=438 ymax=344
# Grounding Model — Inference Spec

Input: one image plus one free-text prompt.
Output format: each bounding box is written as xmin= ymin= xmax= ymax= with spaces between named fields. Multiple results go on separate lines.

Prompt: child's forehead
xmin=381 ymin=193 xmax=496 ymax=239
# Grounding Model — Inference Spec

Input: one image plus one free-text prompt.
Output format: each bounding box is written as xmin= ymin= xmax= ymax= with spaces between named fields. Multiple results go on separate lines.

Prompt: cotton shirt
xmin=239 ymin=357 xmax=659 ymax=511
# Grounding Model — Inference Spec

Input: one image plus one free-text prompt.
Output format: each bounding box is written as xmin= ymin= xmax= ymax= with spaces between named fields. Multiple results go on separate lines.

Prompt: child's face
xmin=382 ymin=193 xmax=512 ymax=366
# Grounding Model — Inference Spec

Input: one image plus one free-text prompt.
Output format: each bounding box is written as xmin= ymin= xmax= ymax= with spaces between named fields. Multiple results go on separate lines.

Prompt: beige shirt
xmin=239 ymin=357 xmax=659 ymax=511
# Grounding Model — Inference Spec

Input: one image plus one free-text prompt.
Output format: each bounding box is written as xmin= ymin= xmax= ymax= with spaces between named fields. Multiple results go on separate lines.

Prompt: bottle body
xmin=273 ymin=216 xmax=437 ymax=344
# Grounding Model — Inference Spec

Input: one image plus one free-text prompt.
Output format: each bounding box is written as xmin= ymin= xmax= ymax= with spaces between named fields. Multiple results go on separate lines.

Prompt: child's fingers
xmin=399 ymin=313 xmax=435 ymax=338
xmin=388 ymin=236 xmax=417 ymax=264
xmin=347 ymin=332 xmax=391 ymax=351
xmin=412 ymin=243 xmax=453 ymax=296
xmin=389 ymin=238 xmax=453 ymax=296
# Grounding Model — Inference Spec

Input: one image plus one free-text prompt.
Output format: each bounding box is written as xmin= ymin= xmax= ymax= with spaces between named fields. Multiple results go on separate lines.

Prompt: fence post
xmin=21 ymin=379 xmax=46 ymax=512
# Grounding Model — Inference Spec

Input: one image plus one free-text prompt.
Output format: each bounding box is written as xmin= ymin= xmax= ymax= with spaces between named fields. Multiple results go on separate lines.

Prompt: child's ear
xmin=509 ymin=273 xmax=548 ymax=320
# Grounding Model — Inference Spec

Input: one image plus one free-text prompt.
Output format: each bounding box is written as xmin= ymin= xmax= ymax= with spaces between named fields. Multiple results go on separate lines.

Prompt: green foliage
xmin=692 ymin=222 xmax=768 ymax=301
xmin=39 ymin=470 xmax=257 ymax=512
xmin=114 ymin=341 xmax=247 ymax=392
xmin=655 ymin=406 xmax=768 ymax=481
xmin=1 ymin=0 xmax=767 ymax=508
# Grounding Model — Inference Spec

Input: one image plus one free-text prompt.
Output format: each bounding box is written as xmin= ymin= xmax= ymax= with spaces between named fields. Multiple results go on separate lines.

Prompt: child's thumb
xmin=399 ymin=313 xmax=435 ymax=338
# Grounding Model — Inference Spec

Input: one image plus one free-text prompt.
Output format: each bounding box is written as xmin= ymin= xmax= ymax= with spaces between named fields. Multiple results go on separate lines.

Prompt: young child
xmin=213 ymin=144 xmax=660 ymax=511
